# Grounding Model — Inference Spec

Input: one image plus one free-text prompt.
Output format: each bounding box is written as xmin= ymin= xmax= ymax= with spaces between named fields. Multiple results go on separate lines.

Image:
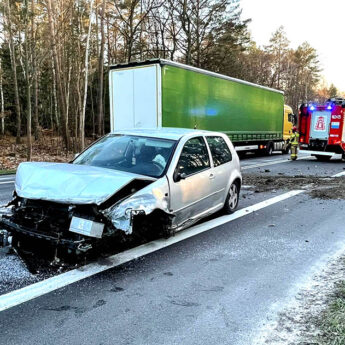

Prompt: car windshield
xmin=73 ymin=134 xmax=176 ymax=178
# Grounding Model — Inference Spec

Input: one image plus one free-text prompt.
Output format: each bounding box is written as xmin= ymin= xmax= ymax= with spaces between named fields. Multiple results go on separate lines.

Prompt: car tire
xmin=223 ymin=181 xmax=240 ymax=214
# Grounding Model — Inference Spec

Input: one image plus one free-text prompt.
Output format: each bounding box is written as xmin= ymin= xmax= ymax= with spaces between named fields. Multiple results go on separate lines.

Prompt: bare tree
xmin=46 ymin=0 xmax=70 ymax=150
xmin=31 ymin=0 xmax=40 ymax=140
xmin=80 ymin=0 xmax=94 ymax=150
xmin=0 ymin=58 xmax=4 ymax=136
xmin=24 ymin=0 xmax=32 ymax=160
xmin=6 ymin=0 xmax=21 ymax=144
xmin=97 ymin=0 xmax=106 ymax=137
xmin=266 ymin=26 xmax=290 ymax=89
xmin=0 ymin=0 xmax=326 ymax=158
xmin=112 ymin=0 xmax=162 ymax=62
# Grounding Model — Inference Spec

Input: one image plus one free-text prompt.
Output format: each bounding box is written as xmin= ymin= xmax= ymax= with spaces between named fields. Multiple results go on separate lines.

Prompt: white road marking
xmin=241 ymin=157 xmax=289 ymax=166
xmin=0 ymin=177 xmax=15 ymax=181
xmin=0 ymin=189 xmax=304 ymax=313
xmin=332 ymin=171 xmax=345 ymax=177
xmin=0 ymin=181 xmax=14 ymax=185
xmin=242 ymin=159 xmax=289 ymax=170
xmin=241 ymin=185 xmax=253 ymax=189
xmin=242 ymin=156 xmax=312 ymax=170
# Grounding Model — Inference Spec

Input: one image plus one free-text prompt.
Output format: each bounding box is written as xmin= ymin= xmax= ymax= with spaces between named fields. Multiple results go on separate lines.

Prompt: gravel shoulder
xmin=0 ymin=248 xmax=38 ymax=293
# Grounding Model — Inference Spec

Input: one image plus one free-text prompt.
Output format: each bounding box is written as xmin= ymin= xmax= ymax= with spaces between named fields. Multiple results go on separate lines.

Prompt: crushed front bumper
xmin=0 ymin=217 xmax=85 ymax=250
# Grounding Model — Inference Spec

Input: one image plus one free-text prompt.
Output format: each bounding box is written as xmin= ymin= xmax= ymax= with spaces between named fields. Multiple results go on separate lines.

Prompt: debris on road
xmin=0 ymin=248 xmax=37 ymax=295
xmin=244 ymin=174 xmax=345 ymax=199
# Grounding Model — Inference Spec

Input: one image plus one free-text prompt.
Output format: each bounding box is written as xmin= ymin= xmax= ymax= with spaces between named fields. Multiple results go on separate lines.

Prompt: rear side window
xmin=206 ymin=136 xmax=232 ymax=167
xmin=177 ymin=137 xmax=210 ymax=176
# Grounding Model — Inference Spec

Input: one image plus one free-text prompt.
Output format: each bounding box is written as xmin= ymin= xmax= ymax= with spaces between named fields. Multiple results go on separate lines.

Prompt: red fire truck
xmin=299 ymin=98 xmax=345 ymax=161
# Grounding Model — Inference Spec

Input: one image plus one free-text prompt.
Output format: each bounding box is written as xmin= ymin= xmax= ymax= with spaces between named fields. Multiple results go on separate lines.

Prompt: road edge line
xmin=332 ymin=171 xmax=345 ymax=177
xmin=242 ymin=156 xmax=312 ymax=170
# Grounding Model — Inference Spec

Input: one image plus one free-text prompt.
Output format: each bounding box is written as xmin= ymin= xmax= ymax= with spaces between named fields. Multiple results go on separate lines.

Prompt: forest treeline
xmin=0 ymin=0 xmax=340 ymax=159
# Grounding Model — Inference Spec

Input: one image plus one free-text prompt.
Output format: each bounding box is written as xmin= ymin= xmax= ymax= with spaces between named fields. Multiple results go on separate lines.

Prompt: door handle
xmin=209 ymin=173 xmax=215 ymax=180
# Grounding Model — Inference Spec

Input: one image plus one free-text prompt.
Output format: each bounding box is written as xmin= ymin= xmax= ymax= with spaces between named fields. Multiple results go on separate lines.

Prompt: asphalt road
xmin=0 ymin=175 xmax=15 ymax=204
xmin=1 ymin=153 xmax=345 ymax=345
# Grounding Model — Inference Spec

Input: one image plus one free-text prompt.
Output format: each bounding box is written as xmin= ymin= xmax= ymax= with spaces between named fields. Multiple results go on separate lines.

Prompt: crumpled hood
xmin=15 ymin=162 xmax=153 ymax=205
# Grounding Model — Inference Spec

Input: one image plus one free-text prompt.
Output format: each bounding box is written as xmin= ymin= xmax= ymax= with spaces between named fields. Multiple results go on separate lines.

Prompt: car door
xmin=169 ymin=136 xmax=215 ymax=227
xmin=205 ymin=135 xmax=234 ymax=205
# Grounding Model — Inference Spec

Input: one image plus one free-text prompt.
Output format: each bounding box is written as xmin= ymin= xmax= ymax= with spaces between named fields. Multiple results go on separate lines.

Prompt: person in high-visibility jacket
xmin=290 ymin=126 xmax=300 ymax=160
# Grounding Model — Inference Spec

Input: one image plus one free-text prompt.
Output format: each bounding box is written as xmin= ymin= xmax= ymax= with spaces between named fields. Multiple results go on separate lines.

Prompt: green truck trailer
xmin=109 ymin=59 xmax=294 ymax=154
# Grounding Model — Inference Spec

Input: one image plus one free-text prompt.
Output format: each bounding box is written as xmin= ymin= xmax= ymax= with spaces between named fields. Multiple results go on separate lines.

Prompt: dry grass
xmin=316 ymin=281 xmax=345 ymax=345
xmin=0 ymin=135 xmax=94 ymax=171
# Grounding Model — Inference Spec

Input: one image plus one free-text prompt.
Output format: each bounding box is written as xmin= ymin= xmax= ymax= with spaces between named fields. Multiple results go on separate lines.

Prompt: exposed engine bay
xmin=0 ymin=163 xmax=174 ymax=259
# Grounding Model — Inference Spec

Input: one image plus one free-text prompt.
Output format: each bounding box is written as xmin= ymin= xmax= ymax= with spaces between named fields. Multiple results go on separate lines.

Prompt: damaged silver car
xmin=0 ymin=128 xmax=242 ymax=254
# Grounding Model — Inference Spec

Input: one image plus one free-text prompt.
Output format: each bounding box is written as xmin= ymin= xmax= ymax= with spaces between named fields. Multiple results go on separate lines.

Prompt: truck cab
xmin=299 ymin=98 xmax=345 ymax=160
xmin=283 ymin=105 xmax=295 ymax=141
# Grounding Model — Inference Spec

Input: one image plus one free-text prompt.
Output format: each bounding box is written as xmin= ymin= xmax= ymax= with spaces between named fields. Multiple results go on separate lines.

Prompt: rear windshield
xmin=73 ymin=135 xmax=176 ymax=178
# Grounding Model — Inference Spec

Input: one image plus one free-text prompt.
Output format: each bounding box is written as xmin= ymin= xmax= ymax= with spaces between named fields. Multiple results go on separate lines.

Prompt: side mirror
xmin=69 ymin=153 xmax=80 ymax=163
xmin=174 ymin=170 xmax=187 ymax=182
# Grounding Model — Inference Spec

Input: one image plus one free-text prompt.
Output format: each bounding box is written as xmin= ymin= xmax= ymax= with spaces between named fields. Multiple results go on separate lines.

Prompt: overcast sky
xmin=241 ymin=0 xmax=345 ymax=92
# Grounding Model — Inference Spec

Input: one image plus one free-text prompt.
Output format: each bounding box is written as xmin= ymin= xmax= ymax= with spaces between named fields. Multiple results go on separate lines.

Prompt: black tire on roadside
xmin=223 ymin=181 xmax=240 ymax=214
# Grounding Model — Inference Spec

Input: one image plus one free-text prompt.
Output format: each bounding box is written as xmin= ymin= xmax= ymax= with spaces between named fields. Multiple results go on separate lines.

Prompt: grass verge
xmin=316 ymin=281 xmax=345 ymax=345
xmin=0 ymin=169 xmax=16 ymax=175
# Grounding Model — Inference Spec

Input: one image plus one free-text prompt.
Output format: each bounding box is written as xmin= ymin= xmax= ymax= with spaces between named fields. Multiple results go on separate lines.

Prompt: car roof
xmin=109 ymin=127 xmax=223 ymax=141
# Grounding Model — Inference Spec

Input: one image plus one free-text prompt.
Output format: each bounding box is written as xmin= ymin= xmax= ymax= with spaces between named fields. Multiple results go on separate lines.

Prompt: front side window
xmin=176 ymin=137 xmax=210 ymax=176
xmin=73 ymin=134 xmax=176 ymax=178
xmin=206 ymin=136 xmax=232 ymax=167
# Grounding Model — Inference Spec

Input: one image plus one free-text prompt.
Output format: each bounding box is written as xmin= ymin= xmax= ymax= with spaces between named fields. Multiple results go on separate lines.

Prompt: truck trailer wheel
xmin=282 ymin=145 xmax=291 ymax=155
xmin=266 ymin=142 xmax=274 ymax=156
xmin=314 ymin=155 xmax=331 ymax=162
